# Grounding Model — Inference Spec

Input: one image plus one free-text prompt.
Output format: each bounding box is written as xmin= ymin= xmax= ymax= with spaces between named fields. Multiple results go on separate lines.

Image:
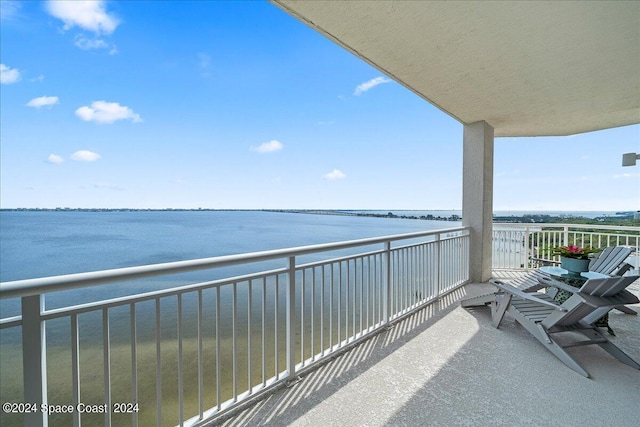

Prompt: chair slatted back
xmin=589 ymin=246 xmax=632 ymax=275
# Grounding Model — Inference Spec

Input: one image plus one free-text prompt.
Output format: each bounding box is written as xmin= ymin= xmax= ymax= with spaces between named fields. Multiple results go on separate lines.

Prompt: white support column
xmin=462 ymin=121 xmax=494 ymax=282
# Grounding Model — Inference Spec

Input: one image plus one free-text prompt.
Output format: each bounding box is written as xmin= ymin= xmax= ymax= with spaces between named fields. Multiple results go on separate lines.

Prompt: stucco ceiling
xmin=272 ymin=1 xmax=640 ymax=137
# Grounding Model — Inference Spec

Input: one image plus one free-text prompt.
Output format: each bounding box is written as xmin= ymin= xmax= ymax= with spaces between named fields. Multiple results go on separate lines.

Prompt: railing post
xmin=434 ymin=234 xmax=441 ymax=295
xmin=563 ymin=225 xmax=569 ymax=247
xmin=383 ymin=241 xmax=391 ymax=325
xmin=523 ymin=226 xmax=531 ymax=269
xmin=22 ymin=294 xmax=47 ymax=427
xmin=285 ymin=256 xmax=296 ymax=381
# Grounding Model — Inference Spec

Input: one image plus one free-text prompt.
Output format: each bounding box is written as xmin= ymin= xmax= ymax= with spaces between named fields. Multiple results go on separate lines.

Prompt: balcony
xmin=1 ymin=223 xmax=638 ymax=426
xmin=219 ymin=273 xmax=640 ymax=427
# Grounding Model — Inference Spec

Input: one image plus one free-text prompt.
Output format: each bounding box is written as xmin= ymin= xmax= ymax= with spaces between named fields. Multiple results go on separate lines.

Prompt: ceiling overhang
xmin=272 ymin=1 xmax=640 ymax=137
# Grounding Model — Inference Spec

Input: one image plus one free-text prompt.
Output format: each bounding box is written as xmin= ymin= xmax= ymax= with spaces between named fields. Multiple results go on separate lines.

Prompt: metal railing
xmin=0 ymin=227 xmax=470 ymax=427
xmin=492 ymin=223 xmax=640 ymax=272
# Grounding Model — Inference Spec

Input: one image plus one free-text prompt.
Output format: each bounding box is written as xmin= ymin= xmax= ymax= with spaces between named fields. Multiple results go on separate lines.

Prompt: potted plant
xmin=551 ymin=245 xmax=601 ymax=275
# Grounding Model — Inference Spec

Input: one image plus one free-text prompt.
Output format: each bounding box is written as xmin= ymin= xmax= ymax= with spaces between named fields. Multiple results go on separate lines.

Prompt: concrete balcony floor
xmin=216 ymin=271 xmax=640 ymax=427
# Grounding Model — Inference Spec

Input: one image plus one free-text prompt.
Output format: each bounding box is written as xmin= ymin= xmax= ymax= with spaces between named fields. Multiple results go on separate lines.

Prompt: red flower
xmin=551 ymin=245 xmax=601 ymax=260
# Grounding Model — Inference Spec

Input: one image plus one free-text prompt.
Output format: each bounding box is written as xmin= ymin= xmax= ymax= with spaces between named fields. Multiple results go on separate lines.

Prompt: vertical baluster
xmin=262 ymin=277 xmax=266 ymax=386
xmin=390 ymin=250 xmax=395 ymax=317
xmin=311 ymin=268 xmax=315 ymax=361
xmin=401 ymin=249 xmax=406 ymax=312
xmin=130 ymin=304 xmax=138 ymax=427
xmin=422 ymin=244 xmax=427 ymax=301
xmin=215 ymin=287 xmax=221 ymax=410
xmin=524 ymin=226 xmax=531 ymax=269
xmin=329 ymin=264 xmax=334 ymax=350
xmin=345 ymin=260 xmax=350 ymax=342
xmin=338 ymin=262 xmax=342 ymax=345
xmin=386 ymin=243 xmax=392 ymax=322
xmin=320 ymin=266 xmax=325 ymax=356
xmin=177 ymin=294 xmax=184 ymax=426
xmin=351 ymin=259 xmax=355 ymax=339
xmin=366 ymin=256 xmax=371 ymax=330
xmin=71 ymin=314 xmax=81 ymax=427
xmin=248 ymin=280 xmax=253 ymax=391
xmin=435 ymin=234 xmax=441 ymax=297
xmin=274 ymin=275 xmax=279 ymax=379
xmin=103 ymin=308 xmax=111 ymax=427
xmin=414 ymin=246 xmax=419 ymax=304
xmin=197 ymin=290 xmax=203 ymax=420
xmin=402 ymin=248 xmax=407 ymax=309
xmin=395 ymin=249 xmax=407 ymax=317
xmin=232 ymin=282 xmax=238 ymax=401
xmin=441 ymin=238 xmax=447 ymax=291
xmin=375 ymin=254 xmax=380 ymax=325
xmin=358 ymin=257 xmax=365 ymax=334
xmin=286 ymin=256 xmax=296 ymax=381
xmin=155 ymin=299 xmax=162 ymax=427
xmin=300 ymin=270 xmax=305 ymax=363
xmin=356 ymin=258 xmax=360 ymax=335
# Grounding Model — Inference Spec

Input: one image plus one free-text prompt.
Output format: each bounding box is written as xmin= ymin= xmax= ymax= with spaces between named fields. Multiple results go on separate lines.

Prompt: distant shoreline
xmin=1 ymin=208 xmax=637 ymax=225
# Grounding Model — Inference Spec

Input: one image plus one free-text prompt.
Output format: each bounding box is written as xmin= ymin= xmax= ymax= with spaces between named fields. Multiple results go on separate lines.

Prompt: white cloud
xmin=75 ymin=101 xmax=142 ymax=124
xmin=47 ymin=154 xmax=64 ymax=164
xmin=251 ymin=140 xmax=283 ymax=153
xmin=1 ymin=64 xmax=21 ymax=84
xmin=324 ymin=169 xmax=346 ymax=180
xmin=27 ymin=96 xmax=59 ymax=108
xmin=73 ymin=34 xmax=116 ymax=53
xmin=46 ymin=0 xmax=119 ymax=35
xmin=71 ymin=150 xmax=101 ymax=162
xmin=354 ymin=76 xmax=391 ymax=96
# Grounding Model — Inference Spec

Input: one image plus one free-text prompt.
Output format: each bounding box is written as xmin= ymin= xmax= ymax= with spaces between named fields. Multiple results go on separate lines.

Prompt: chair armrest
xmin=575 ymin=290 xmax=640 ymax=308
xmin=490 ymin=279 xmax=567 ymax=311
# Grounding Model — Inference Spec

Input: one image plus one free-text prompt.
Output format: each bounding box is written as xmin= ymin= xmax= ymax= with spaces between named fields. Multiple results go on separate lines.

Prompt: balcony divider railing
xmin=0 ymin=227 xmax=469 ymax=427
xmin=492 ymin=223 xmax=640 ymax=272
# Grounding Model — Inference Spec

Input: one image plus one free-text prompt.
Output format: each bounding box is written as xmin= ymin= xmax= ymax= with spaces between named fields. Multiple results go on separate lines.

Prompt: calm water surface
xmin=1 ymin=210 xmax=456 ymax=281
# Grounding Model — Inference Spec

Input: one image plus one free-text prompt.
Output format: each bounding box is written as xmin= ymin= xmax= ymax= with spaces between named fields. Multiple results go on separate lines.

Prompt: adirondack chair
xmin=589 ymin=246 xmax=633 ymax=275
xmin=487 ymin=275 xmax=640 ymax=377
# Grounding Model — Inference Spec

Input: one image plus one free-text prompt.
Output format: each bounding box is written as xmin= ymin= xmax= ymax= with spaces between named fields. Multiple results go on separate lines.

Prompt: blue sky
xmin=1 ymin=1 xmax=638 ymax=211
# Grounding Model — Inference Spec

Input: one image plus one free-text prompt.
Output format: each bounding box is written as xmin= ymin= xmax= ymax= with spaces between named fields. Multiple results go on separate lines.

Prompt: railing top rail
xmin=0 ymin=226 xmax=469 ymax=300
xmin=493 ymin=223 xmax=639 ymax=232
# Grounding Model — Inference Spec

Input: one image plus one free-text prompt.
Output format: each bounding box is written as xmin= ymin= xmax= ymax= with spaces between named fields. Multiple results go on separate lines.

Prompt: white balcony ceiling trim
xmin=272 ymin=1 xmax=640 ymax=137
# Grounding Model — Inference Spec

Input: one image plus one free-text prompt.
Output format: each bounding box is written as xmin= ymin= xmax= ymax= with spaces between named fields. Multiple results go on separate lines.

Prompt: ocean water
xmin=0 ymin=210 xmax=456 ymax=282
xmin=0 ymin=210 xmax=457 ymax=314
